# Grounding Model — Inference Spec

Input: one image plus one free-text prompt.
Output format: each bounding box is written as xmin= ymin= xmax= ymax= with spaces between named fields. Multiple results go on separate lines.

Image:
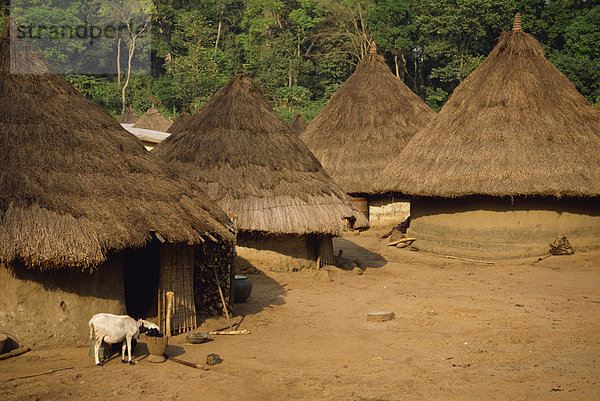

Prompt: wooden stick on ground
xmin=531 ymin=254 xmax=552 ymax=265
xmin=444 ymin=255 xmax=496 ymax=265
xmin=209 ymin=316 xmax=244 ymax=334
xmin=234 ymin=314 xmax=245 ymax=331
xmin=0 ymin=346 xmax=30 ymax=360
xmin=1 ymin=366 xmax=73 ymax=383
xmin=388 ymin=237 xmax=416 ymax=246
xmin=208 ymin=329 xmax=250 ymax=335
xmin=167 ymin=356 xmax=208 ymax=370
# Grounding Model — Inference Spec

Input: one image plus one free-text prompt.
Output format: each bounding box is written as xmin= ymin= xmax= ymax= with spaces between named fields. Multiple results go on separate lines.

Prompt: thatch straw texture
xmin=300 ymin=46 xmax=435 ymax=194
xmin=133 ymin=106 xmax=172 ymax=132
xmin=167 ymin=110 xmax=191 ymax=134
xmin=289 ymin=113 xmax=307 ymax=135
xmin=376 ymin=23 xmax=600 ymax=197
xmin=118 ymin=106 xmax=139 ymax=124
xmin=153 ymin=71 xmax=368 ymax=235
xmin=0 ymin=20 xmax=234 ymax=269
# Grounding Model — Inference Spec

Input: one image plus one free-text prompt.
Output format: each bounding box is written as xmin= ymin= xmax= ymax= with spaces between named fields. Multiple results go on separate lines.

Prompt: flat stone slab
xmin=367 ymin=311 xmax=395 ymax=322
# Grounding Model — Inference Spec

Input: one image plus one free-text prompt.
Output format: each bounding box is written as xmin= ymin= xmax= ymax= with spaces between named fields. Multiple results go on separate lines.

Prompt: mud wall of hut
xmin=236 ymin=233 xmax=322 ymax=272
xmin=194 ymin=240 xmax=235 ymax=316
xmin=0 ymin=257 xmax=126 ymax=348
xmin=409 ymin=196 xmax=600 ymax=259
xmin=368 ymin=196 xmax=410 ymax=227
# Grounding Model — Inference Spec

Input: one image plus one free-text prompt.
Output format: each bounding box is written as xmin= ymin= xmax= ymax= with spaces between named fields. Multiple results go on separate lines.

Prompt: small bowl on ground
xmin=186 ymin=332 xmax=211 ymax=344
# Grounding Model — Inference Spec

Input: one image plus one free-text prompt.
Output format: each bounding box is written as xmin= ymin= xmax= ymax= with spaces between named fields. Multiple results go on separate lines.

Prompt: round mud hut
xmin=118 ymin=105 xmax=140 ymax=124
xmin=0 ymin=20 xmax=235 ymax=347
xmin=289 ymin=113 xmax=307 ymax=135
xmin=376 ymin=14 xmax=600 ymax=259
xmin=300 ymin=44 xmax=435 ymax=227
xmin=167 ymin=110 xmax=191 ymax=134
xmin=153 ymin=71 xmax=368 ymax=273
xmin=133 ymin=105 xmax=173 ymax=132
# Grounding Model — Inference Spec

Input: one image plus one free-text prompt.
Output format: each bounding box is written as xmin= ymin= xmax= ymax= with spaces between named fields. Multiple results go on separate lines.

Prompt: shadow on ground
xmin=165 ymin=344 xmax=185 ymax=357
xmin=232 ymin=269 xmax=289 ymax=317
xmin=333 ymin=237 xmax=387 ymax=268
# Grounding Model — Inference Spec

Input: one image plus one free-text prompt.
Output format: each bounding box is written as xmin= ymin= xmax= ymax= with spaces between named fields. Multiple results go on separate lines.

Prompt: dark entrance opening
xmin=124 ymin=240 xmax=159 ymax=319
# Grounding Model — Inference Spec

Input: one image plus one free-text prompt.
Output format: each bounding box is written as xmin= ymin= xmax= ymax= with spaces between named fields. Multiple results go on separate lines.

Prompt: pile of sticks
xmin=194 ymin=242 xmax=235 ymax=316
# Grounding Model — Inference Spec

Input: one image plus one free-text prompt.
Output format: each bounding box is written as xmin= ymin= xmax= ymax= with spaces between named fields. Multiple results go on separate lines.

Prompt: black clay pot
xmin=234 ymin=275 xmax=252 ymax=303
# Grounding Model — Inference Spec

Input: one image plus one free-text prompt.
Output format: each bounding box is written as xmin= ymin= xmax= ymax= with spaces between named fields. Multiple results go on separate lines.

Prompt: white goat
xmin=88 ymin=313 xmax=155 ymax=366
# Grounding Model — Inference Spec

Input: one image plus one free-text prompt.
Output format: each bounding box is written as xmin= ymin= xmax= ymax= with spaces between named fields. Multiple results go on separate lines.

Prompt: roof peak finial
xmin=369 ymin=41 xmax=377 ymax=55
xmin=513 ymin=12 xmax=522 ymax=31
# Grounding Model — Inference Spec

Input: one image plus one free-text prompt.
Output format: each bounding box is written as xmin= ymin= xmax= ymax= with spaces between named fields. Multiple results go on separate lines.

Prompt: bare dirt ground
xmin=1 ymin=229 xmax=599 ymax=400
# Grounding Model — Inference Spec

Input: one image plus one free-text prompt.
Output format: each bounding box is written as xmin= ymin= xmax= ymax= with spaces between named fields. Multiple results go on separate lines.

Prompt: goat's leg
xmin=126 ymin=336 xmax=135 ymax=365
xmin=94 ymin=336 xmax=103 ymax=366
xmin=121 ymin=341 xmax=127 ymax=363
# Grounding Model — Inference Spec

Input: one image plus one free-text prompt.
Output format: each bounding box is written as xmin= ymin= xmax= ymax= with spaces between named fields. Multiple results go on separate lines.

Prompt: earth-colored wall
xmin=409 ymin=196 xmax=600 ymax=259
xmin=236 ymin=233 xmax=318 ymax=272
xmin=0 ymin=256 xmax=126 ymax=348
xmin=368 ymin=196 xmax=410 ymax=227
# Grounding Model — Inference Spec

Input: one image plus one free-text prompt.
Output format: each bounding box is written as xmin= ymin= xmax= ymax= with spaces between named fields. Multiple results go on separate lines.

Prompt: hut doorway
xmin=123 ymin=241 xmax=160 ymax=319
xmin=158 ymin=244 xmax=197 ymax=335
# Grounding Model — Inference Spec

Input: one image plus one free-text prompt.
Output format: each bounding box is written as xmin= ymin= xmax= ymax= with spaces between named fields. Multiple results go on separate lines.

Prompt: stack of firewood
xmin=194 ymin=241 xmax=235 ymax=316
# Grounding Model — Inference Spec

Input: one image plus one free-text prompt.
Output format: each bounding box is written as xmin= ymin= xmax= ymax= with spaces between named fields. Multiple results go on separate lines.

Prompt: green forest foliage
xmin=2 ymin=0 xmax=599 ymax=120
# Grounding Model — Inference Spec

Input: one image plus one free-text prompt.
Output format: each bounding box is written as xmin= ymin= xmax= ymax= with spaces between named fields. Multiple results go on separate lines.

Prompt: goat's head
xmin=137 ymin=319 xmax=149 ymax=334
xmin=138 ymin=319 xmax=160 ymax=334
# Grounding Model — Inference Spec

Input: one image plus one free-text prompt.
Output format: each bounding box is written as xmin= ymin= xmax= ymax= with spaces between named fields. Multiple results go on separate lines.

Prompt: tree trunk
xmin=401 ymin=53 xmax=409 ymax=82
xmin=214 ymin=18 xmax=222 ymax=61
xmin=413 ymin=51 xmax=418 ymax=92
xmin=122 ymin=38 xmax=136 ymax=115
xmin=117 ymin=31 xmax=123 ymax=112
xmin=420 ymin=51 xmax=427 ymax=100
xmin=122 ymin=24 xmax=140 ymax=115
xmin=294 ymin=40 xmax=300 ymax=86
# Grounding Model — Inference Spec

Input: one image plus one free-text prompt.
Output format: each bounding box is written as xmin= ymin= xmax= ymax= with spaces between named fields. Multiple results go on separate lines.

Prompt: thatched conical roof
xmin=153 ymin=71 xmax=368 ymax=235
xmin=0 ymin=20 xmax=234 ymax=269
xmin=167 ymin=110 xmax=191 ymax=134
xmin=300 ymin=44 xmax=435 ymax=195
xmin=289 ymin=113 xmax=307 ymax=135
xmin=133 ymin=105 xmax=172 ymax=132
xmin=118 ymin=106 xmax=139 ymax=124
xmin=376 ymin=15 xmax=600 ymax=198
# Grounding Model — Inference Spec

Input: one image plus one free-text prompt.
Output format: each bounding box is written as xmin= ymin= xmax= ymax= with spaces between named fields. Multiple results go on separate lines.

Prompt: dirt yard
xmin=1 ymin=229 xmax=599 ymax=400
